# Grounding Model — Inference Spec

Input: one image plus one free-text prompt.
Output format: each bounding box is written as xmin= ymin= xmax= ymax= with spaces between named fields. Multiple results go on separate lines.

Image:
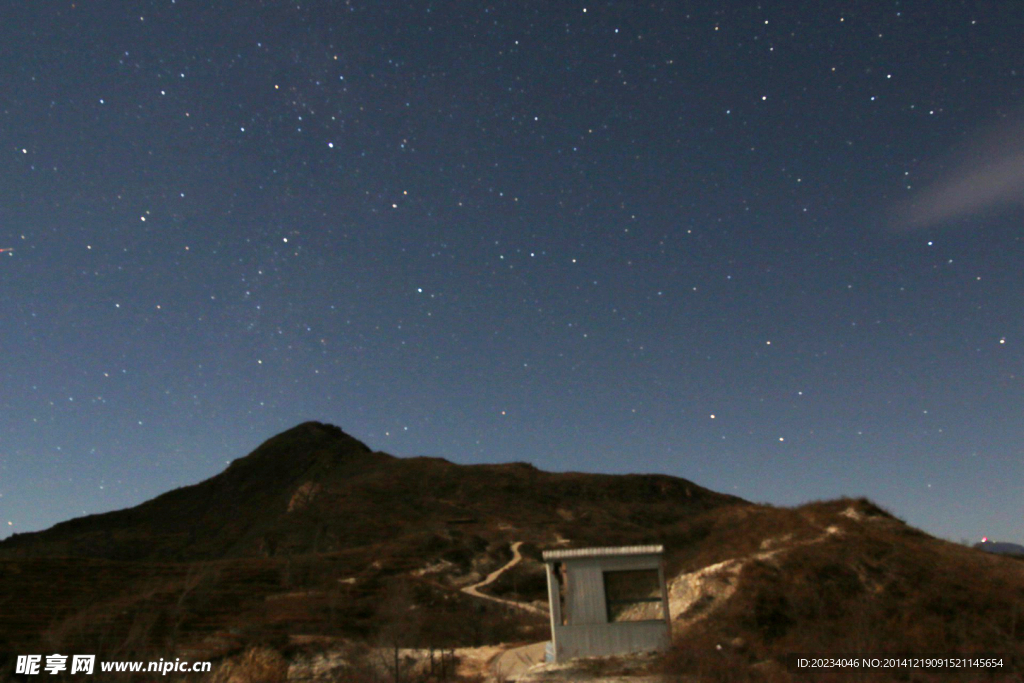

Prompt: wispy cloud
xmin=892 ymin=120 xmax=1024 ymax=230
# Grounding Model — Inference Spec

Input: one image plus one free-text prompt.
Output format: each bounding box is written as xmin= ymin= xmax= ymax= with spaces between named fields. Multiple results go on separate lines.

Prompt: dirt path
xmin=461 ymin=541 xmax=548 ymax=616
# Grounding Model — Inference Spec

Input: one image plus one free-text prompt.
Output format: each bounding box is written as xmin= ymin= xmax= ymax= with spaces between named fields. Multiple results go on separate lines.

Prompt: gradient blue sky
xmin=1 ymin=1 xmax=1022 ymax=544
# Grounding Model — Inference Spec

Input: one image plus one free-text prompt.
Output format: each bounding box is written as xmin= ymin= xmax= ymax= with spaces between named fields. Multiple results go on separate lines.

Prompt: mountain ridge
xmin=0 ymin=421 xmax=742 ymax=563
xmin=974 ymin=540 xmax=1024 ymax=556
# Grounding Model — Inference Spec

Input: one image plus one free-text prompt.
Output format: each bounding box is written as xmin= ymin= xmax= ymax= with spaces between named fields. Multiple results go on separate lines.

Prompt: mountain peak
xmin=223 ymin=421 xmax=373 ymax=473
xmin=0 ymin=422 xmax=385 ymax=561
xmin=283 ymin=420 xmax=355 ymax=439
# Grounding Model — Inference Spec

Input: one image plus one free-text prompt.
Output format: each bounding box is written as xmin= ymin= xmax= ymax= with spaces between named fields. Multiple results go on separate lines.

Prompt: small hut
xmin=542 ymin=545 xmax=670 ymax=662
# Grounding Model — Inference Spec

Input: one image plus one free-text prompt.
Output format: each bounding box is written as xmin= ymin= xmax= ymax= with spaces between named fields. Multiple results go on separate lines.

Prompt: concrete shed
xmin=542 ymin=545 xmax=671 ymax=662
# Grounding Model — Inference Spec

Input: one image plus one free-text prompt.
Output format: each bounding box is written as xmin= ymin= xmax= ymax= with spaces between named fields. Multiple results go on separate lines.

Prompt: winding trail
xmin=461 ymin=541 xmax=548 ymax=616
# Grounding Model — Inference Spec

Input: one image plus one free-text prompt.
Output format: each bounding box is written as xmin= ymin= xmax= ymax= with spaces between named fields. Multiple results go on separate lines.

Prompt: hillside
xmin=650 ymin=499 xmax=1024 ymax=682
xmin=0 ymin=422 xmax=744 ymax=662
xmin=0 ymin=422 xmax=739 ymax=564
xmin=0 ymin=422 xmax=389 ymax=561
xmin=3 ymin=422 xmax=1022 ymax=682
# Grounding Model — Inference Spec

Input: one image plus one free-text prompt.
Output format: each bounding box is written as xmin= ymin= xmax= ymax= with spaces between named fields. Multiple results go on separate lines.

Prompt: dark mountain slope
xmin=0 ymin=421 xmax=742 ymax=563
xmin=975 ymin=540 xmax=1024 ymax=556
xmin=0 ymin=422 xmax=391 ymax=561
xmin=0 ymin=421 xmax=746 ymax=660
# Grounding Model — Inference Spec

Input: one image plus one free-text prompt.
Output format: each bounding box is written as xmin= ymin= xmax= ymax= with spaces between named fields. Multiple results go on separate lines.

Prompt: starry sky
xmin=1 ymin=1 xmax=1022 ymax=545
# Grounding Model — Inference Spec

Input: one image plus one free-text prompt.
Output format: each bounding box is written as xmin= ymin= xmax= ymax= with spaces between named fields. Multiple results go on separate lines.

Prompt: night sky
xmin=2 ymin=2 xmax=1022 ymax=545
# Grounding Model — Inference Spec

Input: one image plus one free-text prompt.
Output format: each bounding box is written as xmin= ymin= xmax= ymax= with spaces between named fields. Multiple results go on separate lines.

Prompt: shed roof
xmin=542 ymin=544 xmax=664 ymax=561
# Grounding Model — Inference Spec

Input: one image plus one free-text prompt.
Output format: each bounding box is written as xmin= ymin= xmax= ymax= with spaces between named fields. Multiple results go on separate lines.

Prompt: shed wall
xmin=547 ymin=552 xmax=670 ymax=662
xmin=553 ymin=621 xmax=670 ymax=660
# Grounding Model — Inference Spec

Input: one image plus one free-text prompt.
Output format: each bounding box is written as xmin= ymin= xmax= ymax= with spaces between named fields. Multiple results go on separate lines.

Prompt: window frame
xmin=602 ymin=568 xmax=664 ymax=623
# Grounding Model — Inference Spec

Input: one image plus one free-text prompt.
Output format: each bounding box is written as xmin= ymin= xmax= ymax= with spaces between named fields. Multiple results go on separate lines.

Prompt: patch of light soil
xmin=840 ymin=506 xmax=864 ymax=521
xmin=513 ymin=652 xmax=666 ymax=682
xmin=412 ymin=558 xmax=457 ymax=577
xmin=667 ymin=558 xmax=744 ymax=633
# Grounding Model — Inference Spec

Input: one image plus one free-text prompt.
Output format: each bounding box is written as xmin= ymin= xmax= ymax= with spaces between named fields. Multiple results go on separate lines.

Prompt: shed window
xmin=603 ymin=569 xmax=663 ymax=622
